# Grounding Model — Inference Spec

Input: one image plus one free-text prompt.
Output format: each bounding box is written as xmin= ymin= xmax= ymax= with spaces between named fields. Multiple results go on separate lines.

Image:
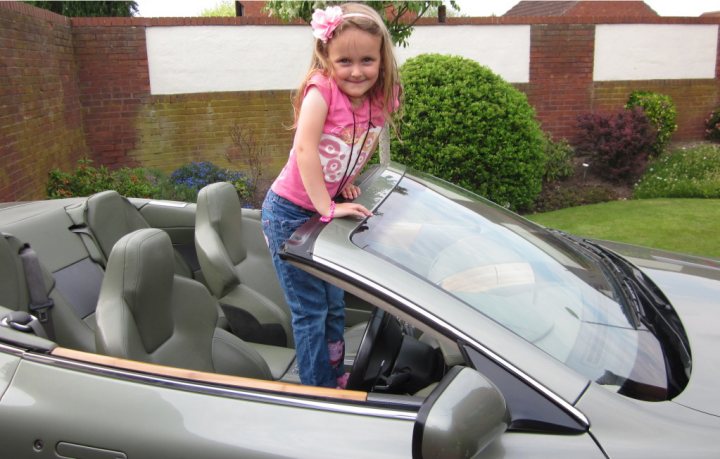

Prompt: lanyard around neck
xmin=334 ymin=102 xmax=373 ymax=199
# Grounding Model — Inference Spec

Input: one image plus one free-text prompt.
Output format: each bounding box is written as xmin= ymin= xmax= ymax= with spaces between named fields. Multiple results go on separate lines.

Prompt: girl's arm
xmin=295 ymin=88 xmax=372 ymax=220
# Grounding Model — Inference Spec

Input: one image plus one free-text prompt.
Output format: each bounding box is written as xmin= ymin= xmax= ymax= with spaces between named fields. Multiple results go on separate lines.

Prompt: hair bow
xmin=311 ymin=6 xmax=344 ymax=43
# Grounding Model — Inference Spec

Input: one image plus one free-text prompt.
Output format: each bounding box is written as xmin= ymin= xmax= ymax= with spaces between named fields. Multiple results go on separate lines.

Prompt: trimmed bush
xmin=575 ymin=108 xmax=656 ymax=185
xmin=392 ymin=54 xmax=545 ymax=211
xmin=625 ymin=91 xmax=677 ymax=156
xmin=634 ymin=144 xmax=720 ymax=199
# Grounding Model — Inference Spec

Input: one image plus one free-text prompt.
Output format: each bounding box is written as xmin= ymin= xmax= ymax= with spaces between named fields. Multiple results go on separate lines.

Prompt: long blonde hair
xmin=293 ymin=3 xmax=402 ymax=130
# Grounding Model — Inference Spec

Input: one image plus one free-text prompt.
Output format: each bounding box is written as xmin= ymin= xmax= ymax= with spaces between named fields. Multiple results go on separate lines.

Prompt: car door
xmin=281 ymin=266 xmax=607 ymax=459
xmin=0 ymin=342 xmax=416 ymax=458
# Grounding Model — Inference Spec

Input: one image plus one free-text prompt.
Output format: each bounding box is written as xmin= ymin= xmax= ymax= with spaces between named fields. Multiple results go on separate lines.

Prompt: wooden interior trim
xmin=51 ymin=347 xmax=367 ymax=402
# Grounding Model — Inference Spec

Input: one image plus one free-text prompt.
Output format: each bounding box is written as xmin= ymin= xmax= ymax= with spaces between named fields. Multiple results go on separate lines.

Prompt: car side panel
xmin=0 ymin=351 xmax=20 ymax=400
xmin=0 ymin=358 xmax=414 ymax=459
xmin=578 ymin=384 xmax=720 ymax=458
xmin=481 ymin=432 xmax=605 ymax=458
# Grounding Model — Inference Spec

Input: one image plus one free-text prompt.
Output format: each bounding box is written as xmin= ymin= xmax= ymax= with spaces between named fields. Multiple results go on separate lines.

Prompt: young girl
xmin=261 ymin=3 xmax=401 ymax=388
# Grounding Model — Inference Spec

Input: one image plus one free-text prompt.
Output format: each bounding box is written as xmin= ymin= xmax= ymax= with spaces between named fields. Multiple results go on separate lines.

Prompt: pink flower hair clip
xmin=311 ymin=6 xmax=344 ymax=43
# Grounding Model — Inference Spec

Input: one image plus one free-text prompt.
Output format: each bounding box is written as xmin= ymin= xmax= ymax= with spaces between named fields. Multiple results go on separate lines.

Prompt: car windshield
xmin=352 ymin=170 xmax=669 ymax=399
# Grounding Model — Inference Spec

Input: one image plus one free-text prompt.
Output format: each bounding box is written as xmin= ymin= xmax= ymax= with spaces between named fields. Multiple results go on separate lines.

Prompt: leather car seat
xmin=0 ymin=233 xmax=97 ymax=351
xmin=194 ymin=182 xmax=366 ymax=360
xmin=95 ymin=228 xmax=295 ymax=379
xmin=82 ymin=190 xmax=193 ymax=278
xmin=195 ymin=182 xmax=294 ymax=347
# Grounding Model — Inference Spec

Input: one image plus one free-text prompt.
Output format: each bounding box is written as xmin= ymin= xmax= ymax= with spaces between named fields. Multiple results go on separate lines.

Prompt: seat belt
xmin=65 ymin=203 xmax=107 ymax=267
xmin=18 ymin=243 xmax=56 ymax=341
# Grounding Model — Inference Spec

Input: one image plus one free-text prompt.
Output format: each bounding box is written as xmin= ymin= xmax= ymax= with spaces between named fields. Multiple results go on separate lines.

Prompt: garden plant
xmin=625 ymin=91 xmax=677 ymax=156
xmin=392 ymin=53 xmax=546 ymax=211
xmin=575 ymin=107 xmax=656 ymax=185
xmin=634 ymin=143 xmax=720 ymax=199
xmin=47 ymin=159 xmax=252 ymax=204
xmin=705 ymin=107 xmax=720 ymax=142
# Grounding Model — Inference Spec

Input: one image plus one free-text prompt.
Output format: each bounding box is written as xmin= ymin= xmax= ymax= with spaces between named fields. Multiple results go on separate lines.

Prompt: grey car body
xmin=0 ymin=162 xmax=719 ymax=458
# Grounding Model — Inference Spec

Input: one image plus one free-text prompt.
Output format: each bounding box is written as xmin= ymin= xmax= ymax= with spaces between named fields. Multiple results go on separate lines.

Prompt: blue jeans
xmin=261 ymin=190 xmax=346 ymax=388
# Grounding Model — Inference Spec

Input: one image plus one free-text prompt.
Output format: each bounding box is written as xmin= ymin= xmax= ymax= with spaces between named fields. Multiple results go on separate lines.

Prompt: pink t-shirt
xmin=271 ymin=72 xmax=389 ymax=211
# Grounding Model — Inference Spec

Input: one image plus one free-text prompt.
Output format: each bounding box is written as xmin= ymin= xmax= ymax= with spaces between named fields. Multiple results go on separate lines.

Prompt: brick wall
xmin=527 ymin=24 xmax=595 ymax=140
xmin=130 ymin=91 xmax=293 ymax=177
xmin=72 ymin=23 xmax=149 ymax=169
xmin=0 ymin=2 xmax=88 ymax=201
xmin=592 ymin=80 xmax=718 ymax=140
xmin=70 ymin=19 xmax=295 ymax=179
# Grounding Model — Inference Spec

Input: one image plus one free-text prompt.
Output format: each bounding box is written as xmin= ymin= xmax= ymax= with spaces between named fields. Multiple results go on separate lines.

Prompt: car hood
xmin=598 ymin=241 xmax=720 ymax=416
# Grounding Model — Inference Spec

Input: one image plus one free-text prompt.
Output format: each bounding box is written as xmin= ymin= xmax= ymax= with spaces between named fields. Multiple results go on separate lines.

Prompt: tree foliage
xmin=200 ymin=0 xmax=236 ymax=17
xmin=263 ymin=1 xmax=459 ymax=46
xmin=25 ymin=1 xmax=138 ymax=17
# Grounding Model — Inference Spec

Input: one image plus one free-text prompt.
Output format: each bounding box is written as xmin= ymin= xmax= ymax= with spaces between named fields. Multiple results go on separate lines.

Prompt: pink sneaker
xmin=328 ymin=340 xmax=345 ymax=369
xmin=336 ymin=372 xmax=350 ymax=390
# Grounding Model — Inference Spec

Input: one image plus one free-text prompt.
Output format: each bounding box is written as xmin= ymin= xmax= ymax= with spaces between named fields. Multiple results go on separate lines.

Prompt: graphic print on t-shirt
xmin=318 ymin=126 xmax=381 ymax=183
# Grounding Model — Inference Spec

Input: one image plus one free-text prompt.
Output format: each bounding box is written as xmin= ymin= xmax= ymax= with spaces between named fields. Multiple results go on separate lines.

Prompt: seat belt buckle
xmin=29 ymin=298 xmax=54 ymax=323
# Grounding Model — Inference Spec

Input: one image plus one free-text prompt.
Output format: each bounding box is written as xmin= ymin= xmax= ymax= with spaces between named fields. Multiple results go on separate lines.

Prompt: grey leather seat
xmin=0 ymin=233 xmax=96 ymax=351
xmin=95 ymin=228 xmax=295 ymax=379
xmin=82 ymin=190 xmax=193 ymax=278
xmin=194 ymin=182 xmax=365 ymax=361
xmin=195 ymin=182 xmax=293 ymax=347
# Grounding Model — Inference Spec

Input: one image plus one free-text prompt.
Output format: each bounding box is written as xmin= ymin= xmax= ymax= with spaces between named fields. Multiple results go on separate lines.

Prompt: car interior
xmin=0 ymin=185 xmax=459 ymax=400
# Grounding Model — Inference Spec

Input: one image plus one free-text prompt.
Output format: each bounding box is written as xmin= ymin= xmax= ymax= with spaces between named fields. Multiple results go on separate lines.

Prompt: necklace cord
xmin=334 ymin=102 xmax=372 ymax=199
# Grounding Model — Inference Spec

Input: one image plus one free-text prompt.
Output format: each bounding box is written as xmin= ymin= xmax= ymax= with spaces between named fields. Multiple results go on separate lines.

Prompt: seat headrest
xmin=104 ymin=228 xmax=174 ymax=352
xmin=197 ymin=182 xmax=246 ymax=263
xmin=86 ymin=190 xmax=150 ymax=260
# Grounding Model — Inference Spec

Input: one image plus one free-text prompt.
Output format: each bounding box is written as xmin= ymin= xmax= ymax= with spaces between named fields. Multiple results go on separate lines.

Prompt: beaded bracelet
xmin=320 ymin=200 xmax=336 ymax=223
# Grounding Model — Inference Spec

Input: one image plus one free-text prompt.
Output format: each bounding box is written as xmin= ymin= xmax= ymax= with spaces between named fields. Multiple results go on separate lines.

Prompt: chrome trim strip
xmin=23 ymin=352 xmax=417 ymax=422
xmin=314 ymin=257 xmax=591 ymax=428
xmin=147 ymin=200 xmax=187 ymax=208
xmin=0 ymin=342 xmax=26 ymax=357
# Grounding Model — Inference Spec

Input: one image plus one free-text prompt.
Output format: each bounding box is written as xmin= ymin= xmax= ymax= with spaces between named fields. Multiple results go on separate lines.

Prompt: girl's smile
xmin=327 ymin=28 xmax=382 ymax=107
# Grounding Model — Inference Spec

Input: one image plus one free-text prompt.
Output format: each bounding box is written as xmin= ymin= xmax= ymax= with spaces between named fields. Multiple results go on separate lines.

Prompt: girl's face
xmin=326 ymin=27 xmax=382 ymax=107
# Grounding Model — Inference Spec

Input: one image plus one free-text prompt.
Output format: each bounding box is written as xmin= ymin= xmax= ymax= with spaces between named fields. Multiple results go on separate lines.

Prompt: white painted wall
xmin=146 ymin=25 xmax=531 ymax=94
xmin=146 ymin=23 xmax=719 ymax=95
xmin=594 ymin=24 xmax=718 ymax=81
xmin=146 ymin=26 xmax=313 ymax=94
xmin=393 ymin=25 xmax=530 ymax=83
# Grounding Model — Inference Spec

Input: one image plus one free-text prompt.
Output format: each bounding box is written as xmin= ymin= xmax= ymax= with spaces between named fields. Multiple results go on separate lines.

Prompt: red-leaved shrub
xmin=575 ymin=107 xmax=656 ymax=184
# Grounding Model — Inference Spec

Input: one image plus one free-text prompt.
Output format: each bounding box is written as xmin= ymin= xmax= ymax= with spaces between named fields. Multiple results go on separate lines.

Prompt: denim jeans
xmin=261 ymin=190 xmax=346 ymax=387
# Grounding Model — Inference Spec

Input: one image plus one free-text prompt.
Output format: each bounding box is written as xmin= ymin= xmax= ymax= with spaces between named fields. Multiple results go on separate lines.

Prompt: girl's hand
xmin=333 ymin=202 xmax=372 ymax=219
xmin=340 ymin=183 xmax=361 ymax=200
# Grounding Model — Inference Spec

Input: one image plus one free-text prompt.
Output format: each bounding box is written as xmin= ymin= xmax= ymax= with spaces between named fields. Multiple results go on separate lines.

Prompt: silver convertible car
xmin=1 ymin=162 xmax=719 ymax=458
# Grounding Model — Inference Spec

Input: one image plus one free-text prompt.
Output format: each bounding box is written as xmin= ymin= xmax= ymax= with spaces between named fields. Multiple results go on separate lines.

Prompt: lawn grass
xmin=526 ymin=198 xmax=720 ymax=259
